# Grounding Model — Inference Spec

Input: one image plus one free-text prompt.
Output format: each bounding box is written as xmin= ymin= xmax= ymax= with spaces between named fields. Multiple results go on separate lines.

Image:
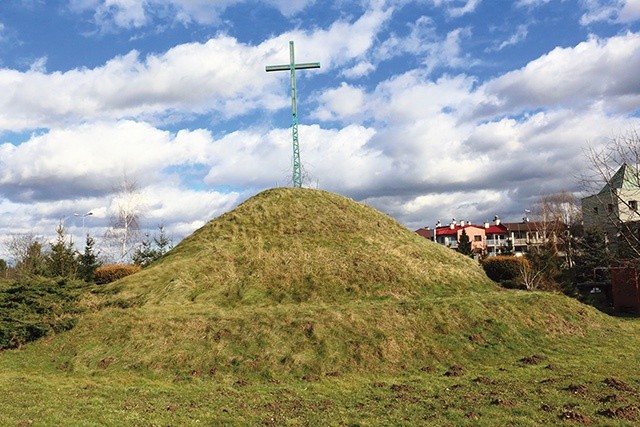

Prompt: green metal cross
xmin=266 ymin=41 xmax=320 ymax=188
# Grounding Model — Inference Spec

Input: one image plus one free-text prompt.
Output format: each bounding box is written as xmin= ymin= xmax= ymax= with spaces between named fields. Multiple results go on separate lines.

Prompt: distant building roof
xmin=599 ymin=163 xmax=640 ymax=194
xmin=434 ymin=224 xmax=484 ymax=236
xmin=503 ymin=221 xmax=565 ymax=233
xmin=485 ymin=224 xmax=508 ymax=234
xmin=415 ymin=227 xmax=433 ymax=239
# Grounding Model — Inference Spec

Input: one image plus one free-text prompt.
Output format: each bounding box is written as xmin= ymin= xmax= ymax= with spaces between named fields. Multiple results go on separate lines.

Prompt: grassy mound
xmin=108 ymin=187 xmax=495 ymax=306
xmin=1 ymin=187 xmax=640 ymax=425
xmin=28 ymin=188 xmax=615 ymax=380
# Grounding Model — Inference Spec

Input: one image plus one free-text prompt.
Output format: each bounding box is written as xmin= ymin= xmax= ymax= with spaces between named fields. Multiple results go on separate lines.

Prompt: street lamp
xmin=74 ymin=212 xmax=93 ymax=238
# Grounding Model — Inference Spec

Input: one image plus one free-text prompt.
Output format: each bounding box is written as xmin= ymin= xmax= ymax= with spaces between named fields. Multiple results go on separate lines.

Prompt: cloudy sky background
xmin=1 ymin=0 xmax=640 ymax=260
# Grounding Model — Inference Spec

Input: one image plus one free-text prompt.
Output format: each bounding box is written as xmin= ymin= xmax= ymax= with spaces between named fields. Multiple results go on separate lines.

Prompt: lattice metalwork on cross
xmin=266 ymin=41 xmax=320 ymax=188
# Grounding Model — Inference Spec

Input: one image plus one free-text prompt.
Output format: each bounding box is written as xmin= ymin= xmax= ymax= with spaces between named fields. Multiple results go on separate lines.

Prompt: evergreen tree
xmin=154 ymin=225 xmax=173 ymax=256
xmin=133 ymin=233 xmax=157 ymax=267
xmin=46 ymin=224 xmax=78 ymax=278
xmin=133 ymin=225 xmax=173 ymax=267
xmin=78 ymin=234 xmax=100 ymax=282
xmin=457 ymin=229 xmax=472 ymax=256
xmin=502 ymin=238 xmax=514 ymax=256
xmin=574 ymin=227 xmax=611 ymax=283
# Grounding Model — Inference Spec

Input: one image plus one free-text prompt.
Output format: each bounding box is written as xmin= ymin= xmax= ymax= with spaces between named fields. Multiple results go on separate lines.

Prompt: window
xmin=474 ymin=235 xmax=482 ymax=242
xmin=593 ymin=206 xmax=599 ymax=214
xmin=608 ymin=204 xmax=614 ymax=213
xmin=630 ymin=200 xmax=638 ymax=211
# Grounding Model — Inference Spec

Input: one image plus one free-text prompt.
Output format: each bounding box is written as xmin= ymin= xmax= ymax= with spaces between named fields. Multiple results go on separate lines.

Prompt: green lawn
xmin=1 ymin=295 xmax=638 ymax=426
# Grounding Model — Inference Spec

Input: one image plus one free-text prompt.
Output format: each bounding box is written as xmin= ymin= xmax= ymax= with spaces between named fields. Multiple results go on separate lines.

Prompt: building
xmin=582 ymin=163 xmax=640 ymax=228
xmin=582 ymin=163 xmax=640 ymax=254
xmin=416 ymin=216 xmax=561 ymax=257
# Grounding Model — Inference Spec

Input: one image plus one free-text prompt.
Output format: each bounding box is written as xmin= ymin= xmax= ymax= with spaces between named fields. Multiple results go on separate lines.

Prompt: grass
xmin=1 ymin=320 xmax=639 ymax=426
xmin=1 ymin=188 xmax=639 ymax=425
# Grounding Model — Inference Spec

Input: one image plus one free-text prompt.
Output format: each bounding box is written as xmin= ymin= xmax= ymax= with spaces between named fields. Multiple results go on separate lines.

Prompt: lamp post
xmin=74 ymin=212 xmax=93 ymax=241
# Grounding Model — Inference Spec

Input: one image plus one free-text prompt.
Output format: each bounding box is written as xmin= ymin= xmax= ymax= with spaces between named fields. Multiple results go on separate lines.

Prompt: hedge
xmin=480 ymin=256 xmax=528 ymax=282
xmin=94 ymin=264 xmax=142 ymax=285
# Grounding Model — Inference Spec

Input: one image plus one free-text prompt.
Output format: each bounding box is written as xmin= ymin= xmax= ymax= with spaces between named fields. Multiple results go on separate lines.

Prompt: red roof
xmin=415 ymin=228 xmax=433 ymax=239
xmin=485 ymin=224 xmax=508 ymax=234
xmin=434 ymin=224 xmax=483 ymax=236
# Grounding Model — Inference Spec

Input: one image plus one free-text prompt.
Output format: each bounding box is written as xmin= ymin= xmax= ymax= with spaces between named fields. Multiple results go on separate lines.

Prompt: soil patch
xmin=444 ymin=364 xmax=465 ymax=377
xmin=565 ymin=384 xmax=589 ymax=395
xmin=603 ymin=377 xmax=633 ymax=392
xmin=519 ymin=354 xmax=546 ymax=365
xmin=558 ymin=409 xmax=592 ymax=424
xmin=598 ymin=405 xmax=639 ymax=421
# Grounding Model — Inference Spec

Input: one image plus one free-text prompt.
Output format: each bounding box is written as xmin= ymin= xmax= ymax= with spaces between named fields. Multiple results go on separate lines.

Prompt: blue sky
xmin=1 ymin=0 xmax=640 ymax=260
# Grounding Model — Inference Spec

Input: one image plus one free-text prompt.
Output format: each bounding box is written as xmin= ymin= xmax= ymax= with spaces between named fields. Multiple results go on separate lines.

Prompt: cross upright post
xmin=266 ymin=41 xmax=320 ymax=188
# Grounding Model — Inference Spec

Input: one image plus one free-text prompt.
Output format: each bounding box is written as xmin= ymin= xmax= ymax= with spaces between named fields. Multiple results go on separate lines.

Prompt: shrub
xmin=480 ymin=256 xmax=528 ymax=283
xmin=0 ymin=278 xmax=86 ymax=349
xmin=94 ymin=265 xmax=142 ymax=285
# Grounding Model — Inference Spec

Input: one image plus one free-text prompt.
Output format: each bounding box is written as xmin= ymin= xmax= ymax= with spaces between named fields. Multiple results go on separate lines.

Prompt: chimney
xmin=494 ymin=215 xmax=501 ymax=226
xmin=460 ymin=220 xmax=465 ymax=227
xmin=484 ymin=221 xmax=490 ymax=228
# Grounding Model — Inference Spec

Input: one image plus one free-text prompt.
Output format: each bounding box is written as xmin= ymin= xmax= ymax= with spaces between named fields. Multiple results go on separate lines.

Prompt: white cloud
xmin=481 ymin=32 xmax=640 ymax=114
xmin=619 ymin=0 xmax=640 ymax=21
xmin=341 ymin=61 xmax=376 ymax=78
xmin=516 ymin=0 xmax=551 ymax=7
xmin=580 ymin=0 xmax=640 ymax=24
xmin=312 ymin=83 xmax=367 ymax=121
xmin=447 ymin=0 xmax=482 ymax=18
xmin=0 ymin=120 xmax=211 ymax=200
xmin=488 ymin=24 xmax=529 ymax=51
xmin=69 ymin=0 xmax=318 ymax=30
xmin=0 ymin=7 xmax=392 ymax=132
xmin=375 ymin=17 xmax=474 ymax=74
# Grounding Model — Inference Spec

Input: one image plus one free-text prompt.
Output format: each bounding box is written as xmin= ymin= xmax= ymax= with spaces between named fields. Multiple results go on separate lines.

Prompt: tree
xmin=0 ymin=259 xmax=7 ymax=278
xmin=46 ymin=223 xmax=78 ymax=278
xmin=532 ymin=191 xmax=581 ymax=268
xmin=457 ymin=229 xmax=472 ymax=256
xmin=574 ymin=227 xmax=611 ymax=283
xmin=104 ymin=175 xmax=145 ymax=263
xmin=132 ymin=224 xmax=173 ymax=267
xmin=7 ymin=233 xmax=47 ymax=277
xmin=78 ymin=234 xmax=100 ymax=282
xmin=519 ymin=241 xmax=561 ymax=291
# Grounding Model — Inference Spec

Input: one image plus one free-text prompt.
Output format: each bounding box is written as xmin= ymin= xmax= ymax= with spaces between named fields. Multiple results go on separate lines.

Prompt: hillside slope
xmin=37 ymin=188 xmax=616 ymax=379
xmin=108 ymin=187 xmax=496 ymax=306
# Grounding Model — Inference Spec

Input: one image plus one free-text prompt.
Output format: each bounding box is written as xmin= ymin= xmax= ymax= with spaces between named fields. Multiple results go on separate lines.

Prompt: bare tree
xmin=582 ymin=129 xmax=640 ymax=259
xmin=532 ymin=191 xmax=581 ymax=267
xmin=104 ymin=175 xmax=145 ymax=263
xmin=6 ymin=233 xmax=47 ymax=276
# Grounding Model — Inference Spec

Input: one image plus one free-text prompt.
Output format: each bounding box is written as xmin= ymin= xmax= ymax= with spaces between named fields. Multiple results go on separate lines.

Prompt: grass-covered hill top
xmin=109 ymin=187 xmax=496 ymax=306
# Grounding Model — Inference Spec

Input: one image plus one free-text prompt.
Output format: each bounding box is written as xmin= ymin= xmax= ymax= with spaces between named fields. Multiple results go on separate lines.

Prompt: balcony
xmin=486 ymin=239 xmax=507 ymax=246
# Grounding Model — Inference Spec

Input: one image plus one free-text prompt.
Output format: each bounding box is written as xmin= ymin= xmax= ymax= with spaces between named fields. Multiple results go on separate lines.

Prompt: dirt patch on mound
xmin=558 ymin=409 xmax=592 ymax=424
xmin=598 ymin=405 xmax=639 ymax=421
xmin=603 ymin=377 xmax=634 ymax=392
xmin=519 ymin=354 xmax=546 ymax=365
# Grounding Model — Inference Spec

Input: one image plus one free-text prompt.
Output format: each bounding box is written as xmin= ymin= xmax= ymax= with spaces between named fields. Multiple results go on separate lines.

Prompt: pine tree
xmin=132 ymin=225 xmax=173 ymax=267
xmin=46 ymin=224 xmax=78 ymax=278
xmin=457 ymin=229 xmax=472 ymax=256
xmin=78 ymin=234 xmax=100 ymax=282
xmin=574 ymin=227 xmax=611 ymax=283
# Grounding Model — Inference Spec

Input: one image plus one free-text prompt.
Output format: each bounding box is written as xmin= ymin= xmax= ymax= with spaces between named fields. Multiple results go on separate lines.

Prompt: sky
xmin=1 ymin=0 xmax=640 ymax=260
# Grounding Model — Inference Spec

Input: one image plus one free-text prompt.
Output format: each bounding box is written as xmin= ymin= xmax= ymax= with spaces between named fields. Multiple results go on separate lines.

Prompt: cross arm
xmin=265 ymin=62 xmax=321 ymax=72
